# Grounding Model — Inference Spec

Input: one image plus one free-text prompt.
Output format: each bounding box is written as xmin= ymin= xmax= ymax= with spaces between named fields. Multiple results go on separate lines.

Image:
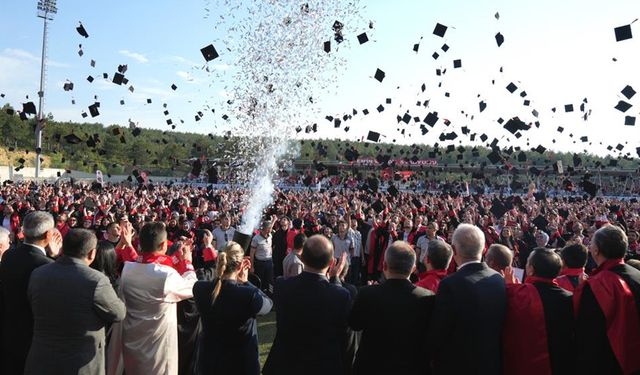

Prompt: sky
xmin=0 ymin=0 xmax=639 ymax=158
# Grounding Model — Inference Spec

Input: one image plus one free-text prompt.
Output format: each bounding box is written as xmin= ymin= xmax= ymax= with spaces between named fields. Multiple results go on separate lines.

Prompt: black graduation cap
xmin=479 ymin=101 xmax=487 ymax=112
xmin=534 ymin=145 xmax=546 ymax=154
xmin=453 ymin=59 xmax=462 ymax=68
xmin=22 ymin=102 xmax=36 ymax=115
xmin=564 ymin=104 xmax=574 ymax=112
xmin=614 ymin=100 xmax=632 ymax=112
xmin=387 ymin=185 xmax=399 ymax=197
xmin=146 ymin=99 xmax=152 ymax=104
xmin=76 ymin=22 xmax=89 ymax=38
xmin=495 ymin=32 xmax=504 ymax=47
xmin=371 ymin=200 xmax=385 ymax=214
xmin=357 ymin=32 xmax=369 ymax=44
xmin=517 ymin=152 xmax=527 ymax=162
xmin=171 ymin=84 xmax=177 ymax=91
xmin=374 ymin=68 xmax=385 ymax=82
xmin=323 ymin=41 xmax=331 ymax=53
xmin=490 ymin=200 xmax=508 ymax=219
xmin=625 ymin=116 xmax=636 ymax=126
xmin=200 ymin=44 xmax=219 ymax=61
xmin=487 ymin=150 xmax=502 ymax=164
xmin=64 ymin=133 xmax=82 ymax=144
xmin=88 ymin=103 xmax=99 ymax=117
xmin=413 ymin=43 xmax=420 ymax=52
xmin=614 ymin=24 xmax=633 ymax=42
xmin=480 ymin=134 xmax=488 ymax=142
xmin=621 ymin=85 xmax=636 ymax=99
xmin=503 ymin=118 xmax=530 ymax=134
xmin=532 ymin=215 xmax=549 ymax=230
xmin=87 ymin=75 xmax=94 ymax=83
xmin=424 ymin=112 xmax=439 ymax=126
xmin=63 ymin=82 xmax=74 ymax=91
xmin=367 ymin=131 xmax=380 ymax=142
xmin=582 ymin=180 xmax=598 ymax=197
xmin=506 ymin=82 xmax=518 ymax=93
xmin=433 ymin=23 xmax=447 ymax=37
xmin=376 ymin=105 xmax=385 ymax=113
xmin=580 ymin=136 xmax=588 ymax=142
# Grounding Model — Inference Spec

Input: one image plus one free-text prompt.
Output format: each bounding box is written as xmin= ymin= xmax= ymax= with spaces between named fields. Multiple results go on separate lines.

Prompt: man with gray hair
xmin=348 ymin=241 xmax=435 ymax=374
xmin=575 ymin=224 xmax=640 ymax=374
xmin=0 ymin=226 xmax=10 ymax=261
xmin=429 ymin=223 xmax=506 ymax=375
xmin=0 ymin=211 xmax=63 ymax=374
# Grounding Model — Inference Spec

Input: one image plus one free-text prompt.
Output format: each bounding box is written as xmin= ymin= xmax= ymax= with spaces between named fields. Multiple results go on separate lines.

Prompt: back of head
xmin=528 ymin=248 xmax=562 ymax=279
xmin=63 ymin=229 xmax=98 ymax=259
xmin=301 ymin=235 xmax=334 ymax=271
xmin=385 ymin=241 xmax=416 ymax=277
xmin=293 ymin=232 xmax=307 ymax=250
xmin=452 ymin=224 xmax=485 ymax=260
xmin=486 ymin=244 xmax=513 ymax=272
xmin=212 ymin=241 xmax=245 ymax=305
xmin=139 ymin=222 xmax=167 ymax=253
xmin=560 ymin=243 xmax=588 ymax=268
xmin=426 ymin=240 xmax=453 ymax=270
xmin=91 ymin=240 xmax=117 ymax=278
xmin=593 ymin=225 xmax=628 ymax=260
xmin=23 ymin=211 xmax=54 ymax=242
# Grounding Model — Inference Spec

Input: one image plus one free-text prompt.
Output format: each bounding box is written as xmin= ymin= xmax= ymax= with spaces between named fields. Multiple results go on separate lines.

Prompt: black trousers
xmin=254 ymin=258 xmax=274 ymax=296
xmin=349 ymin=257 xmax=361 ymax=286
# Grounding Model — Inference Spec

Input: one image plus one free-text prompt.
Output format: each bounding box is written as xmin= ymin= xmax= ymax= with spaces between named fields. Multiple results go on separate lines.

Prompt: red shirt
xmin=416 ymin=269 xmax=448 ymax=293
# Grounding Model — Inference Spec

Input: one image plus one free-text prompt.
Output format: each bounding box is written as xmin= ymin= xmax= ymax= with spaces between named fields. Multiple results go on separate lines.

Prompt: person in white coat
xmin=107 ymin=222 xmax=197 ymax=375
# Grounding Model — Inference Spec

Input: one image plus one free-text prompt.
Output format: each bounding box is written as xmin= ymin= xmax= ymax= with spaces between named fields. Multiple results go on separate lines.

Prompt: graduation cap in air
xmin=490 ymin=199 xmax=508 ymax=219
xmin=495 ymin=32 xmax=504 ymax=47
xmin=503 ymin=117 xmax=530 ymax=134
xmin=64 ymin=133 xmax=83 ymax=144
xmin=76 ymin=22 xmax=89 ymax=38
xmin=112 ymin=73 xmax=124 ymax=85
xmin=614 ymin=100 xmax=632 ymax=112
xmin=614 ymin=24 xmax=633 ymax=42
xmin=374 ymin=68 xmax=385 ymax=82
xmin=88 ymin=103 xmax=99 ymax=117
xmin=323 ymin=41 xmax=331 ymax=53
xmin=532 ymin=215 xmax=549 ymax=230
xmin=387 ymin=185 xmax=399 ymax=198
xmin=22 ymin=102 xmax=36 ymax=115
xmin=453 ymin=59 xmax=462 ymax=68
xmin=433 ymin=23 xmax=448 ymax=37
xmin=200 ymin=44 xmax=219 ymax=61
xmin=424 ymin=112 xmax=439 ymax=126
xmin=171 ymin=84 xmax=177 ymax=91
xmin=506 ymin=82 xmax=518 ymax=93
xmin=621 ymin=85 xmax=636 ymax=99
xmin=371 ymin=200 xmax=385 ymax=214
xmin=63 ymin=82 xmax=74 ymax=91
xmin=625 ymin=116 xmax=636 ymax=126
xmin=357 ymin=32 xmax=369 ymax=44
xmin=582 ymin=180 xmax=598 ymax=197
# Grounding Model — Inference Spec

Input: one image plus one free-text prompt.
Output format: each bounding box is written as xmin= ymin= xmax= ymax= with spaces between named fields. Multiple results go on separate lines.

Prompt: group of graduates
xmin=0 ymin=180 xmax=638 ymax=374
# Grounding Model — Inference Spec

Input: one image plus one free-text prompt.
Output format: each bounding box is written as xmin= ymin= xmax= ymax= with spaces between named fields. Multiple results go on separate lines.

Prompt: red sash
xmin=556 ymin=268 xmax=585 ymax=292
xmin=574 ymin=259 xmax=640 ymax=375
xmin=503 ymin=278 xmax=553 ymax=375
xmin=137 ymin=252 xmax=194 ymax=275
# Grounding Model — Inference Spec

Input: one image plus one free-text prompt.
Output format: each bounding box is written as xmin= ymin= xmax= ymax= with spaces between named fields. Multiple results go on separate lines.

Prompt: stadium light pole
xmin=35 ymin=0 xmax=57 ymax=180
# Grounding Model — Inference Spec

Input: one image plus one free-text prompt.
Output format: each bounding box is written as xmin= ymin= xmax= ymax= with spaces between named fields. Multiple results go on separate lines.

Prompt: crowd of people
xmin=0 ymin=179 xmax=639 ymax=375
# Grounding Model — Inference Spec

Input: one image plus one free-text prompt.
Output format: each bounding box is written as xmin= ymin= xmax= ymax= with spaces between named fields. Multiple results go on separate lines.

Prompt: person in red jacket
xmin=557 ymin=243 xmax=588 ymax=292
xmin=416 ymin=239 xmax=452 ymax=293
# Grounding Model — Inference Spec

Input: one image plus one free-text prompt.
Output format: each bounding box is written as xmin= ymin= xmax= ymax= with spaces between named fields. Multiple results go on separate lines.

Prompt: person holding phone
xmin=193 ymin=241 xmax=272 ymax=375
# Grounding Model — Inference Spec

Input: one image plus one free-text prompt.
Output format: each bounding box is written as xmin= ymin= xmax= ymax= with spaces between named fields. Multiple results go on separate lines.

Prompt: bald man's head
xmin=301 ymin=235 xmax=334 ymax=271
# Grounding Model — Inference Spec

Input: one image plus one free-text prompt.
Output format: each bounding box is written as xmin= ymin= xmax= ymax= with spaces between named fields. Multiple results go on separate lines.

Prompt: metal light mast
xmin=35 ymin=0 xmax=57 ymax=180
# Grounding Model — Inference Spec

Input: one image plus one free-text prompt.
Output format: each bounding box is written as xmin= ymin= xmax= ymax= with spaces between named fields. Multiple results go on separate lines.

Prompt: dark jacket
xmin=428 ymin=262 xmax=506 ymax=375
xmin=0 ymin=243 xmax=53 ymax=374
xmin=193 ymin=279 xmax=270 ymax=375
xmin=575 ymin=264 xmax=640 ymax=375
xmin=349 ymin=278 xmax=435 ymax=375
xmin=25 ymin=256 xmax=126 ymax=375
xmin=533 ymin=282 xmax=575 ymax=375
xmin=263 ymin=272 xmax=352 ymax=375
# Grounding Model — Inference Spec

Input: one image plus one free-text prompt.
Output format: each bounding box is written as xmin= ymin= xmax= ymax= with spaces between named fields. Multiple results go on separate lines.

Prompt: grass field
xmin=257 ymin=311 xmax=277 ymax=367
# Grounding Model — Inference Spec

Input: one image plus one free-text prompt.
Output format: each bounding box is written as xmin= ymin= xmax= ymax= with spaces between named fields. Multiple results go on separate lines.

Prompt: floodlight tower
xmin=35 ymin=0 xmax=57 ymax=180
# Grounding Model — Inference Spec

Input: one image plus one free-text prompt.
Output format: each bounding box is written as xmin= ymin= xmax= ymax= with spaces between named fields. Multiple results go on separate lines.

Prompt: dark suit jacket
xmin=349 ymin=278 xmax=435 ymax=375
xmin=575 ymin=264 xmax=640 ymax=375
xmin=0 ymin=243 xmax=53 ymax=374
xmin=428 ymin=262 xmax=506 ymax=375
xmin=533 ymin=282 xmax=575 ymax=375
xmin=263 ymin=272 xmax=352 ymax=375
xmin=193 ymin=279 xmax=268 ymax=375
xmin=24 ymin=256 xmax=126 ymax=375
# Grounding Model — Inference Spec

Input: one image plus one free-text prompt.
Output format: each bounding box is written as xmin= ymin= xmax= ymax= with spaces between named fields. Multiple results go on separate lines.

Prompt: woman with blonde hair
xmin=192 ymin=241 xmax=272 ymax=375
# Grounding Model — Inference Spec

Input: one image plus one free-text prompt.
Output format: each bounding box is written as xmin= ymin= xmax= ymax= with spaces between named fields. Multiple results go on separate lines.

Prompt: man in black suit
xmin=502 ymin=248 xmax=574 ymax=375
xmin=263 ymin=235 xmax=351 ymax=375
xmin=575 ymin=225 xmax=640 ymax=375
xmin=25 ymin=229 xmax=126 ymax=375
xmin=348 ymin=240 xmax=435 ymax=375
xmin=0 ymin=211 xmax=62 ymax=374
xmin=428 ymin=223 xmax=506 ymax=375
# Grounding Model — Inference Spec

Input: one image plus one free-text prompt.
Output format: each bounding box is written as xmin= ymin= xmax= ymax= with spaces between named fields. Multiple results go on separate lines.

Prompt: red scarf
xmin=503 ymin=280 xmax=552 ymax=375
xmin=574 ymin=259 xmax=640 ymax=375
xmin=557 ymin=268 xmax=585 ymax=292
xmin=137 ymin=252 xmax=194 ymax=275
